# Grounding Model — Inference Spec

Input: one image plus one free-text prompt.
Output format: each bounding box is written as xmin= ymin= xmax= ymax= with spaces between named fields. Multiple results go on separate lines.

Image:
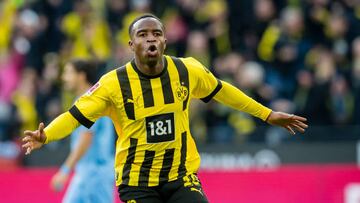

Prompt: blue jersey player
xmin=50 ymin=60 xmax=115 ymax=203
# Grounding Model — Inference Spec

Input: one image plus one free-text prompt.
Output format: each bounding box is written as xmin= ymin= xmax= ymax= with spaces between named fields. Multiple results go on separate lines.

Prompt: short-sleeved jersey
xmin=68 ymin=55 xmax=222 ymax=186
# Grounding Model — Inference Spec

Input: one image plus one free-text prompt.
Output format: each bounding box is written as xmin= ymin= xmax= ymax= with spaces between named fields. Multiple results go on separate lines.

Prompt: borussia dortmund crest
xmin=176 ymin=82 xmax=188 ymax=101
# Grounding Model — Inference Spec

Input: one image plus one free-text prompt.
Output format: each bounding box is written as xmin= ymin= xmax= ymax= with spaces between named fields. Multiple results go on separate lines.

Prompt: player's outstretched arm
xmin=213 ymin=81 xmax=308 ymax=134
xmin=266 ymin=111 xmax=308 ymax=135
xmin=22 ymin=122 xmax=47 ymax=155
xmin=22 ymin=112 xmax=80 ymax=155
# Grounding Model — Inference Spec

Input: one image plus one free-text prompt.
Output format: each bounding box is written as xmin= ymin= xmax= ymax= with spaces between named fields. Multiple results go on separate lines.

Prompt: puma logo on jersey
xmin=190 ymin=187 xmax=203 ymax=196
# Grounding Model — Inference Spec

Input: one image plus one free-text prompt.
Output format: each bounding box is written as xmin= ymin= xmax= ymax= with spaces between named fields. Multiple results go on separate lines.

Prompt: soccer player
xmin=49 ymin=60 xmax=115 ymax=203
xmin=23 ymin=14 xmax=308 ymax=203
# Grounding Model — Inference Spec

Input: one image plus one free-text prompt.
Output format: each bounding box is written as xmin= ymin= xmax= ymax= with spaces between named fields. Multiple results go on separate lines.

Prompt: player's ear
xmin=129 ymin=40 xmax=134 ymax=51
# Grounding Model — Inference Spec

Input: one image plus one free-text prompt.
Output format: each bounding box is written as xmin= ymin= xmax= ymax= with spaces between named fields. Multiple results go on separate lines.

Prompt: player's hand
xmin=50 ymin=171 xmax=69 ymax=192
xmin=266 ymin=111 xmax=308 ymax=135
xmin=22 ymin=122 xmax=47 ymax=155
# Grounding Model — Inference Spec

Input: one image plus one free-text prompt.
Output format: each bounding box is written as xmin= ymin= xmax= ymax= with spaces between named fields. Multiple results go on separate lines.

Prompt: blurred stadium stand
xmin=0 ymin=0 xmax=359 ymax=202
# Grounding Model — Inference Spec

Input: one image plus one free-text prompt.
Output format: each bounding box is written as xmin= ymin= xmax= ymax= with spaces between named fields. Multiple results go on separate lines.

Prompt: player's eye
xmin=154 ymin=32 xmax=162 ymax=37
xmin=138 ymin=32 xmax=146 ymax=37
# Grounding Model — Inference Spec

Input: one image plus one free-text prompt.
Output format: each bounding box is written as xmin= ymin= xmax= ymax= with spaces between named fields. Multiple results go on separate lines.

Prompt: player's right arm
xmin=22 ymin=74 xmax=113 ymax=155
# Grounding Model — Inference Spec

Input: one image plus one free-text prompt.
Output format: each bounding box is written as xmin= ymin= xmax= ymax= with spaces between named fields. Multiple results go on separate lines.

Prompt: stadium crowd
xmin=0 ymin=0 xmax=359 ymax=160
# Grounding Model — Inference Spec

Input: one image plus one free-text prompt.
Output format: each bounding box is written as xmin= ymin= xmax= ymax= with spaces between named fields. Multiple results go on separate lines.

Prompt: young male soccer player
xmin=49 ymin=60 xmax=115 ymax=203
xmin=23 ymin=14 xmax=308 ymax=203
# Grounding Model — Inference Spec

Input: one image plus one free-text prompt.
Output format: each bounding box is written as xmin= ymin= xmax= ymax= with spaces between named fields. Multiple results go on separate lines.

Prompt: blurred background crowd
xmin=0 ymin=0 xmax=359 ymax=162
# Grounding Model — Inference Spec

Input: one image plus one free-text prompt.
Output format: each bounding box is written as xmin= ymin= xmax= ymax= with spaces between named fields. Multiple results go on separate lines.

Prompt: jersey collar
xmin=130 ymin=56 xmax=168 ymax=79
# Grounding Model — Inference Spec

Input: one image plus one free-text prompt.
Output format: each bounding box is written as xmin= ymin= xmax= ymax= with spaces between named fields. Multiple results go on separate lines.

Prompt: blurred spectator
xmin=0 ymin=1 xmax=20 ymax=54
xmin=61 ymin=0 xmax=111 ymax=61
xmin=329 ymin=75 xmax=354 ymax=124
xmin=16 ymin=8 xmax=48 ymax=74
xmin=303 ymin=0 xmax=330 ymax=44
xmin=35 ymin=53 xmax=62 ymax=124
xmin=324 ymin=6 xmax=351 ymax=68
xmin=258 ymin=6 xmax=309 ymax=98
xmin=199 ymin=0 xmax=230 ymax=59
xmin=162 ymin=9 xmax=188 ymax=56
xmin=33 ymin=0 xmax=71 ymax=53
xmin=0 ymin=49 xmax=24 ymax=103
xmin=105 ymin=0 xmax=127 ymax=33
xmin=185 ymin=30 xmax=210 ymax=67
xmin=11 ymin=68 xmax=38 ymax=134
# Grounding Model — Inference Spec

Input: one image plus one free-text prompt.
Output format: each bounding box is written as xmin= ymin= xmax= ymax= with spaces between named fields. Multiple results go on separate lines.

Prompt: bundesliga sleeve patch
xmin=86 ymin=82 xmax=100 ymax=96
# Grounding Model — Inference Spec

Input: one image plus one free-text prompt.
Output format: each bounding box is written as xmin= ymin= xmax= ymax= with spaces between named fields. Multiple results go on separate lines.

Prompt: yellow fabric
xmin=0 ymin=1 xmax=17 ymax=54
xmin=44 ymin=112 xmax=80 ymax=144
xmin=214 ymin=81 xmax=272 ymax=121
xmin=61 ymin=12 xmax=111 ymax=60
xmin=257 ymin=24 xmax=281 ymax=62
xmin=12 ymin=93 xmax=37 ymax=134
xmin=184 ymin=57 xmax=219 ymax=99
xmin=116 ymin=11 xmax=142 ymax=45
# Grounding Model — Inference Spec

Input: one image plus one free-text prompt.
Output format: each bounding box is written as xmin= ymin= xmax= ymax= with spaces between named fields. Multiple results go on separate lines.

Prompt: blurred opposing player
xmin=23 ymin=14 xmax=307 ymax=203
xmin=50 ymin=60 xmax=115 ymax=203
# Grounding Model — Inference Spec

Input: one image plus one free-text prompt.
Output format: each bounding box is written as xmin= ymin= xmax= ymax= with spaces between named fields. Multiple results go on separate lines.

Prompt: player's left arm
xmin=213 ymin=81 xmax=308 ymax=134
xmin=187 ymin=57 xmax=307 ymax=134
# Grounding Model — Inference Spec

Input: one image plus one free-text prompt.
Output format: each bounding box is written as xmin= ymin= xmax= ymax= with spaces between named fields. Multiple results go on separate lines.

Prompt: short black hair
xmin=68 ymin=59 xmax=98 ymax=85
xmin=128 ymin=13 xmax=164 ymax=37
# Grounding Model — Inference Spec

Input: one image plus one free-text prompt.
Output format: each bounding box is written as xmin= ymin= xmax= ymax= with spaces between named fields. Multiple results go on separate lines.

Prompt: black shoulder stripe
xmin=116 ymin=66 xmax=135 ymax=120
xmin=170 ymin=57 xmax=189 ymax=110
xmin=160 ymin=68 xmax=175 ymax=104
xmin=132 ymin=60 xmax=155 ymax=108
xmin=201 ymin=79 xmax=223 ymax=103
xmin=69 ymin=105 xmax=94 ymax=128
xmin=139 ymin=77 xmax=155 ymax=108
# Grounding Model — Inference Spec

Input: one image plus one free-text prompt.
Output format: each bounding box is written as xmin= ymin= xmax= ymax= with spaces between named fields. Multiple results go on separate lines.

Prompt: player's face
xmin=129 ymin=18 xmax=167 ymax=66
xmin=62 ymin=63 xmax=79 ymax=92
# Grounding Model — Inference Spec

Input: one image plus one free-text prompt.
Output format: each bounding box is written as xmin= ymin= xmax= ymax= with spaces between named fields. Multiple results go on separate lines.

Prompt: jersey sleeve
xmin=185 ymin=57 xmax=222 ymax=102
xmin=69 ymin=75 xmax=112 ymax=128
xmin=214 ymin=81 xmax=272 ymax=121
xmin=44 ymin=111 xmax=80 ymax=143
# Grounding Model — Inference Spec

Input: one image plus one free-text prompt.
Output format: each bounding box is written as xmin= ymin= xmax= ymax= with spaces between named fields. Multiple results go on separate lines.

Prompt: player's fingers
xmin=39 ymin=122 xmax=45 ymax=133
xmin=22 ymin=142 xmax=32 ymax=149
xmin=290 ymin=123 xmax=305 ymax=133
xmin=25 ymin=146 xmax=32 ymax=155
xmin=22 ymin=136 xmax=32 ymax=142
xmin=295 ymin=120 xmax=308 ymax=129
xmin=285 ymin=126 xmax=295 ymax=135
xmin=292 ymin=115 xmax=307 ymax=122
xmin=24 ymin=130 xmax=36 ymax=136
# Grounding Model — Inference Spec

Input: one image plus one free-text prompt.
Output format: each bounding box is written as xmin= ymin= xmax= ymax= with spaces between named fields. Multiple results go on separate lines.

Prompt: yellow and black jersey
xmin=68 ymin=55 xmax=222 ymax=186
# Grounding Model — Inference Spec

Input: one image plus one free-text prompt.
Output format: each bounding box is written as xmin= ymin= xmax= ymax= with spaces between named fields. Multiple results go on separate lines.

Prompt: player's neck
xmin=76 ymin=82 xmax=92 ymax=96
xmin=134 ymin=57 xmax=164 ymax=77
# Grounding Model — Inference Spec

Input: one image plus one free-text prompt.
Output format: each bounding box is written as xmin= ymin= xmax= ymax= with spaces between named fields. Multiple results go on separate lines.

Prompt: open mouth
xmin=147 ymin=45 xmax=158 ymax=57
